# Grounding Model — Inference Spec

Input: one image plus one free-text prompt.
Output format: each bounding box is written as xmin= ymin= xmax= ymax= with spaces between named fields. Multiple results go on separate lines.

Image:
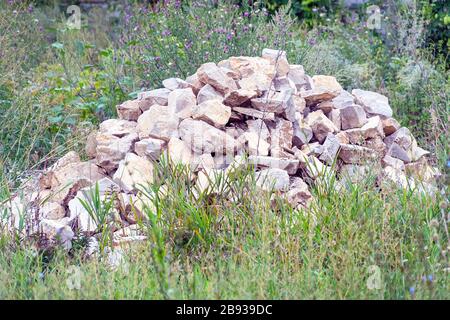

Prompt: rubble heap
xmin=3 ymin=49 xmax=440 ymax=250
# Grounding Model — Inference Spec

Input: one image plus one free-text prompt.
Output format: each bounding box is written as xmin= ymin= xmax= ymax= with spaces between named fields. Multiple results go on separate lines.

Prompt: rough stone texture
xmin=340 ymin=104 xmax=368 ymax=130
xmin=197 ymin=62 xmax=238 ymax=94
xmin=134 ymin=138 xmax=166 ymax=161
xmin=339 ymin=144 xmax=378 ymax=164
xmin=249 ymin=155 xmax=299 ymax=175
xmin=197 ymin=84 xmax=223 ymax=104
xmin=270 ymin=119 xmax=293 ymax=158
xmin=301 ymin=75 xmax=342 ymax=105
xmin=137 ymin=88 xmax=171 ymax=109
xmin=262 ymin=48 xmax=290 ymax=77
xmin=256 ymin=168 xmax=290 ymax=191
xmin=167 ymin=88 xmax=196 ymax=119
xmin=293 ymin=121 xmax=313 ymax=147
xmin=224 ymin=89 xmax=257 ymax=107
xmin=244 ymin=132 xmax=270 ymax=156
xmin=113 ymin=153 xmax=154 ymax=193
xmin=319 ymin=133 xmax=341 ymax=164
xmin=305 ymin=110 xmax=339 ymax=143
xmin=137 ymin=105 xmax=179 ymax=141
xmin=382 ymin=117 xmax=401 ymax=136
xmin=116 ymin=100 xmax=147 ymax=121
xmin=192 ymin=99 xmax=231 ymax=127
xmin=167 ymin=137 xmax=193 ymax=166
xmin=95 ymin=132 xmax=138 ymax=173
xmin=352 ymin=89 xmax=393 ymax=117
xmin=162 ymin=77 xmax=192 ymax=91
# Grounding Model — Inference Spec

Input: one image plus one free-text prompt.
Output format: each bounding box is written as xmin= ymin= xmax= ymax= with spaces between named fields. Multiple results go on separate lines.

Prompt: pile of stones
xmin=3 ymin=49 xmax=439 ymax=250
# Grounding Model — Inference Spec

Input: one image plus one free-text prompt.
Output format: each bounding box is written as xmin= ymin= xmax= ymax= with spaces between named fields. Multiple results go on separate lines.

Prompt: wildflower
xmin=427 ymin=275 xmax=433 ymax=283
xmin=409 ymin=286 xmax=415 ymax=296
xmin=244 ymin=11 xmax=250 ymax=17
xmin=162 ymin=29 xmax=172 ymax=37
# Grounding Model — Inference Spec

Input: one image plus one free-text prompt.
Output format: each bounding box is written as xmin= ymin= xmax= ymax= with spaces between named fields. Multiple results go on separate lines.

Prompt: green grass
xmin=0 ymin=163 xmax=448 ymax=299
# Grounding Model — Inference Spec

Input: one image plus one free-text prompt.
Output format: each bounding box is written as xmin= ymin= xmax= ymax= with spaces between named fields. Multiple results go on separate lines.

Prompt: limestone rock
xmin=192 ymin=99 xmax=231 ymax=127
xmin=256 ymin=168 xmax=290 ymax=191
xmin=99 ymin=119 xmax=137 ymax=138
xmin=288 ymin=65 xmax=308 ymax=91
xmin=232 ymin=107 xmax=275 ymax=120
xmin=185 ymin=73 xmax=203 ymax=95
xmin=167 ymin=137 xmax=193 ymax=166
xmin=134 ymin=138 xmax=166 ymax=161
xmin=339 ymin=144 xmax=378 ymax=164
xmin=382 ymin=117 xmax=400 ymax=136
xmin=167 ymin=88 xmax=196 ymax=119
xmin=224 ymin=89 xmax=257 ymax=107
xmin=301 ymin=75 xmax=342 ymax=105
xmin=292 ymin=121 xmax=313 ymax=147
xmin=246 ymin=119 xmax=270 ymax=141
xmin=244 ymin=131 xmax=270 ymax=156
xmin=95 ymin=132 xmax=138 ymax=173
xmin=137 ymin=105 xmax=179 ymax=141
xmin=178 ymin=118 xmax=237 ymax=154
xmin=137 ymin=88 xmax=171 ymax=109
xmin=40 ymin=218 xmax=74 ymax=250
xmin=197 ymin=62 xmax=237 ymax=94
xmin=340 ymin=104 xmax=368 ymax=130
xmin=270 ymin=118 xmax=293 ymax=158
xmin=319 ymin=133 xmax=341 ymax=164
xmin=382 ymin=155 xmax=405 ymax=171
xmin=331 ymin=90 xmax=354 ymax=109
xmin=113 ymin=153 xmax=154 ymax=193
xmin=116 ymin=100 xmax=147 ymax=121
xmin=286 ymin=177 xmax=312 ymax=207
xmin=248 ymin=155 xmax=299 ymax=175
xmin=352 ymin=89 xmax=393 ymax=117
xmin=261 ymin=48 xmax=290 ymax=77
xmin=162 ymin=77 xmax=192 ymax=91
xmin=305 ymin=110 xmax=339 ymax=143
xmin=197 ymin=84 xmax=223 ymax=104
xmin=41 ymin=202 xmax=66 ymax=220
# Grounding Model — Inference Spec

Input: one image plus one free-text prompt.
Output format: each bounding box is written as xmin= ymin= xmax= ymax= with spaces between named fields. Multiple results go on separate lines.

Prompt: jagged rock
xmin=382 ymin=155 xmax=405 ymax=171
xmin=178 ymin=118 xmax=237 ymax=154
xmin=262 ymin=48 xmax=290 ymax=77
xmin=137 ymin=105 xmax=179 ymax=141
xmin=292 ymin=95 xmax=306 ymax=113
xmin=352 ymin=89 xmax=393 ymax=117
xmin=95 ymin=132 xmax=138 ymax=173
xmin=162 ymin=77 xmax=192 ymax=91
xmin=339 ymin=144 xmax=378 ymax=164
xmin=197 ymin=62 xmax=237 ymax=94
xmin=50 ymin=151 xmax=81 ymax=171
xmin=319 ymin=133 xmax=340 ymax=164
xmin=405 ymin=161 xmax=439 ymax=183
xmin=345 ymin=116 xmax=385 ymax=144
xmin=85 ymin=132 xmax=98 ymax=159
xmin=167 ymin=88 xmax=196 ymax=119
xmin=224 ymin=89 xmax=257 ymax=107
xmin=335 ymin=131 xmax=350 ymax=144
xmin=246 ymin=119 xmax=270 ymax=141
xmin=288 ymin=65 xmax=308 ymax=91
xmin=197 ymin=84 xmax=223 ymax=104
xmin=191 ymin=153 xmax=216 ymax=171
xmin=195 ymin=169 xmax=227 ymax=194
xmin=305 ymin=110 xmax=339 ymax=143
xmin=113 ymin=153 xmax=154 ymax=193
xmin=137 ymin=88 xmax=171 ymax=109
xmin=220 ymin=66 xmax=240 ymax=80
xmin=248 ymin=155 xmax=299 ymax=175
xmin=379 ymin=166 xmax=415 ymax=190
xmin=40 ymin=218 xmax=74 ymax=250
xmin=192 ymin=99 xmax=231 ymax=127
xmin=224 ymin=56 xmax=275 ymax=92
xmin=293 ymin=121 xmax=313 ymax=147
xmin=185 ymin=73 xmax=203 ymax=94
xmin=328 ymin=108 xmax=341 ymax=130
xmin=41 ymin=202 xmax=66 ymax=220
xmin=382 ymin=117 xmax=400 ymax=136
xmin=301 ymin=155 xmax=332 ymax=179
xmin=340 ymin=104 xmax=368 ymax=130
xmin=287 ymin=177 xmax=312 ymax=206
xmin=331 ymin=90 xmax=354 ymax=109
xmin=134 ymin=138 xmax=166 ymax=161
xmin=167 ymin=137 xmax=193 ymax=165
xmin=116 ymin=100 xmax=147 ymax=121
xmin=340 ymin=164 xmax=375 ymax=184
xmin=99 ymin=119 xmax=137 ymax=138
xmin=270 ymin=118 xmax=293 ymax=158
xmin=301 ymin=75 xmax=343 ymax=105
xmin=273 ymin=76 xmax=297 ymax=93
xmin=233 ymin=107 xmax=275 ymax=120
xmin=243 ymin=132 xmax=270 ymax=156
xmin=256 ymin=168 xmax=290 ymax=191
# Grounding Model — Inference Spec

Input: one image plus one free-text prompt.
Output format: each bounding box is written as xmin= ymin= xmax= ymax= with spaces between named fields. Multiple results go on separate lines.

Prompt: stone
xmin=113 ymin=225 xmax=147 ymax=247
xmin=137 ymin=88 xmax=171 ymax=109
xmin=286 ymin=177 xmax=312 ymax=207
xmin=292 ymin=95 xmax=306 ymax=113
xmin=380 ymin=166 xmax=414 ymax=190
xmin=288 ymin=64 xmax=308 ymax=91
xmin=302 ymin=155 xmax=331 ymax=179
xmin=243 ymin=132 xmax=270 ymax=156
xmin=319 ymin=133 xmax=341 ymax=164
xmin=301 ymin=75 xmax=342 ymax=105
xmin=255 ymin=168 xmax=290 ymax=191
xmin=261 ymin=48 xmax=290 ymax=77
xmin=162 ymin=77 xmax=192 ymax=90
xmin=85 ymin=131 xmax=97 ymax=159
xmin=412 ymin=146 xmax=430 ymax=162
xmin=116 ymin=100 xmax=147 ymax=121
xmin=273 ymin=76 xmax=297 ymax=93
xmin=292 ymin=120 xmax=313 ymax=147
xmin=113 ymin=153 xmax=154 ymax=193
xmin=384 ymin=127 xmax=414 ymax=150
xmin=305 ymin=110 xmax=339 ymax=143
xmin=95 ymin=132 xmax=138 ymax=173
xmin=137 ymin=105 xmax=179 ymax=141
xmin=405 ymin=162 xmax=439 ymax=183
xmin=339 ymin=144 xmax=378 ymax=164
xmin=386 ymin=143 xmax=412 ymax=163
xmin=246 ymin=119 xmax=270 ymax=141
xmin=134 ymin=138 xmax=166 ymax=161
xmin=195 ymin=169 xmax=227 ymax=195
xmin=248 ymin=155 xmax=299 ymax=175
xmin=197 ymin=62 xmax=237 ymax=94
xmin=345 ymin=116 xmax=385 ymax=144
xmin=233 ymin=107 xmax=275 ymax=120
xmin=331 ymin=90 xmax=354 ymax=109
xmin=352 ymin=89 xmax=393 ymax=117
xmin=167 ymin=137 xmax=193 ymax=166
xmin=224 ymin=89 xmax=257 ymax=107
xmin=220 ymin=66 xmax=240 ymax=80
xmin=382 ymin=155 xmax=405 ymax=171
xmin=50 ymin=151 xmax=80 ymax=171
xmin=197 ymin=84 xmax=223 ymax=104
xmin=185 ymin=73 xmax=203 ymax=94
xmin=251 ymin=91 xmax=295 ymax=121
xmin=192 ymin=99 xmax=231 ymax=127
xmin=340 ymin=164 xmax=374 ymax=184
xmin=41 ymin=202 xmax=66 ymax=220
xmin=178 ymin=118 xmax=237 ymax=154
xmin=191 ymin=153 xmax=216 ymax=171
xmin=270 ymin=119 xmax=293 ymax=158
xmin=40 ymin=218 xmax=74 ymax=250
xmin=336 ymin=131 xmax=349 ymax=144
xmin=99 ymin=119 xmax=137 ymax=138
xmin=382 ymin=117 xmax=400 ymax=136
xmin=167 ymin=88 xmax=196 ymax=119
xmin=340 ymin=104 xmax=368 ymax=130
xmin=328 ymin=108 xmax=341 ymax=130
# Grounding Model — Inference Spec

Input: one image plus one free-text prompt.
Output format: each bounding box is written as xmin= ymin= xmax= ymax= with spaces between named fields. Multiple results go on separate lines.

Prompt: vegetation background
xmin=0 ymin=0 xmax=448 ymax=299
